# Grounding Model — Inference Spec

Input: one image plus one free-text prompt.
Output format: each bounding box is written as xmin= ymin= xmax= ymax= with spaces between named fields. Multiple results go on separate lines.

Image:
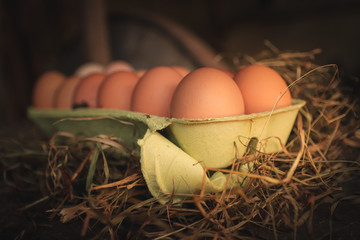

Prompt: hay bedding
xmin=1 ymin=45 xmax=360 ymax=240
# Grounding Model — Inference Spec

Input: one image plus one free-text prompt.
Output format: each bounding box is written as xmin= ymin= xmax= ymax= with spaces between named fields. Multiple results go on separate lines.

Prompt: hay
xmin=2 ymin=44 xmax=360 ymax=239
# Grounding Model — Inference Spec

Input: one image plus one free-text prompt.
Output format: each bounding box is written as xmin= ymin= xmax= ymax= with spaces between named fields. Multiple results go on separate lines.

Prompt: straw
xmin=2 ymin=43 xmax=360 ymax=239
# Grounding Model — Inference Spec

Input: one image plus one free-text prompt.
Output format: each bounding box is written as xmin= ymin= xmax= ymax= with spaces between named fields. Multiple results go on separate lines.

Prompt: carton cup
xmin=168 ymin=99 xmax=306 ymax=168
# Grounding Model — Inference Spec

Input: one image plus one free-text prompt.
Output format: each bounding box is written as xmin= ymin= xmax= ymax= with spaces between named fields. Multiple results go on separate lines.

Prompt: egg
xmin=172 ymin=66 xmax=190 ymax=77
xmin=131 ymin=66 xmax=183 ymax=117
xmin=75 ymin=62 xmax=104 ymax=77
xmin=104 ymin=60 xmax=134 ymax=74
xmin=170 ymin=67 xmax=245 ymax=119
xmin=234 ymin=64 xmax=292 ymax=114
xmin=73 ymin=73 xmax=106 ymax=108
xmin=32 ymin=71 xmax=66 ymax=108
xmin=54 ymin=75 xmax=82 ymax=109
xmin=98 ymin=71 xmax=139 ymax=110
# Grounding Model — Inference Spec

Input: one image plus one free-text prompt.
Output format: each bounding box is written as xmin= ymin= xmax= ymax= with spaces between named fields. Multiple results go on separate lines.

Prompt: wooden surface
xmin=81 ymin=0 xmax=110 ymax=65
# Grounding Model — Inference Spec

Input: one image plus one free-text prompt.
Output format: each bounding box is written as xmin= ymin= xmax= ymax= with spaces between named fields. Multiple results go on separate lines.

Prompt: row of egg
xmin=32 ymin=60 xmax=292 ymax=119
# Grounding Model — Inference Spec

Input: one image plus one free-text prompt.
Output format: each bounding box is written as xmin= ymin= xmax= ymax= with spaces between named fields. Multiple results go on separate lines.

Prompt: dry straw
xmin=3 ymin=43 xmax=360 ymax=239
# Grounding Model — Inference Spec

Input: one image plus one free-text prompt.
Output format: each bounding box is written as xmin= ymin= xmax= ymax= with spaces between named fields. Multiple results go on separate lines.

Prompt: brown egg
xmin=234 ymin=64 xmax=292 ymax=114
xmin=131 ymin=66 xmax=183 ymax=117
xmin=104 ymin=60 xmax=134 ymax=74
xmin=170 ymin=67 xmax=245 ymax=119
xmin=98 ymin=71 xmax=139 ymax=110
xmin=54 ymin=75 xmax=81 ymax=109
xmin=73 ymin=73 xmax=106 ymax=108
xmin=172 ymin=66 xmax=190 ymax=77
xmin=32 ymin=71 xmax=66 ymax=108
xmin=75 ymin=62 xmax=104 ymax=77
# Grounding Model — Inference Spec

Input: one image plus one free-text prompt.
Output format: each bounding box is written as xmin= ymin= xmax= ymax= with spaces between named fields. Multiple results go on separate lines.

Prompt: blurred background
xmin=1 ymin=0 xmax=360 ymax=125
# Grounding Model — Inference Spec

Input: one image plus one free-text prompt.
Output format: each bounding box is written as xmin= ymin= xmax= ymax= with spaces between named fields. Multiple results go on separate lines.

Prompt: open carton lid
xmin=138 ymin=130 xmax=248 ymax=204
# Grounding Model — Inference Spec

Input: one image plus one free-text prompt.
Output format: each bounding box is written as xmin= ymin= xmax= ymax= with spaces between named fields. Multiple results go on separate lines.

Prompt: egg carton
xmin=28 ymin=98 xmax=305 ymax=203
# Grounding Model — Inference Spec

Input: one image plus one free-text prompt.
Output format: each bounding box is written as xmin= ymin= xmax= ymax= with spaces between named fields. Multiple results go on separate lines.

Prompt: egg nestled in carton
xmin=28 ymin=62 xmax=305 ymax=203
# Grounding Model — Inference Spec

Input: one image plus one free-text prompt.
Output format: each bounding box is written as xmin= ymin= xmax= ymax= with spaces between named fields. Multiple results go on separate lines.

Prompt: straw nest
xmin=2 ymin=42 xmax=360 ymax=240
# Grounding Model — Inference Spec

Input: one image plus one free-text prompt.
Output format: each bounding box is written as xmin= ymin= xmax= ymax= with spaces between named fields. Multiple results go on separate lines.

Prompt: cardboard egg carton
xmin=28 ymin=98 xmax=305 ymax=203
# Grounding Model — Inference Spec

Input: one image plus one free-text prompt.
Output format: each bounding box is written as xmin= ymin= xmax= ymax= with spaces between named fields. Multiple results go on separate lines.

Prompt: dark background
xmin=1 ymin=0 xmax=360 ymax=125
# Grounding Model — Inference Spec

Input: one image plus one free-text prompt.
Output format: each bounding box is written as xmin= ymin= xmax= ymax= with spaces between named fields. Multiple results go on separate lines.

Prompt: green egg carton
xmin=28 ymin=99 xmax=306 ymax=203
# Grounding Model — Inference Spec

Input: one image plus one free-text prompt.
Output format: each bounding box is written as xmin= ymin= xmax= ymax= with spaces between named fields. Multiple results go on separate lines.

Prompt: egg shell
xmin=98 ymin=71 xmax=139 ymax=110
xmin=172 ymin=66 xmax=191 ymax=77
xmin=75 ymin=62 xmax=104 ymax=77
xmin=131 ymin=66 xmax=183 ymax=117
xmin=32 ymin=71 xmax=66 ymax=108
xmin=234 ymin=64 xmax=292 ymax=114
xmin=54 ymin=75 xmax=82 ymax=109
xmin=73 ymin=73 xmax=106 ymax=108
xmin=105 ymin=60 xmax=134 ymax=74
xmin=170 ymin=67 xmax=245 ymax=119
